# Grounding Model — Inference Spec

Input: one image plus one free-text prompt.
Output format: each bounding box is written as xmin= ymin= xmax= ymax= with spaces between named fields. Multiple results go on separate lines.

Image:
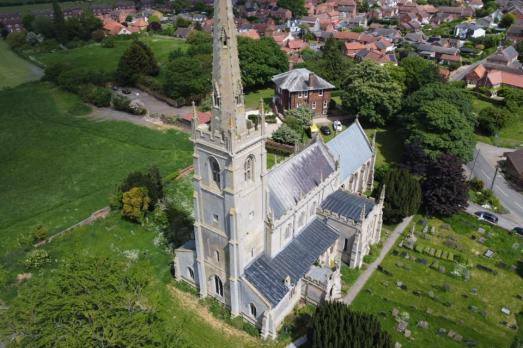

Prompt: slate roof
xmin=244 ymin=219 xmax=339 ymax=306
xmin=321 ymin=189 xmax=375 ymax=223
xmin=326 ymin=120 xmax=373 ymax=183
xmin=272 ymin=68 xmax=335 ymax=92
xmin=268 ymin=140 xmax=337 ymax=220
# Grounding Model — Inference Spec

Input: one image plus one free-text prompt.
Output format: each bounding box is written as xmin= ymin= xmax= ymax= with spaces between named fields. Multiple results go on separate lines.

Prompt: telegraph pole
xmin=490 ymin=166 xmax=499 ymax=190
xmin=469 ymin=148 xmax=480 ymax=180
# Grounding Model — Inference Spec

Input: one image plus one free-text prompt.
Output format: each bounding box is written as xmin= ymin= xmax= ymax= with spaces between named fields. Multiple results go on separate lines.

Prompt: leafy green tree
xmin=1 ymin=256 xmax=183 ymax=346
xmin=477 ymin=106 xmax=510 ymax=136
xmin=403 ymin=83 xmax=476 ymax=126
xmin=399 ymin=55 xmax=442 ymax=93
xmin=285 ymin=107 xmax=314 ymax=127
xmin=308 ymin=301 xmax=393 ymax=348
xmin=52 ymin=0 xmax=65 ymax=41
xmin=120 ymin=167 xmax=164 ymax=207
xmin=380 ymin=168 xmax=422 ymax=224
xmin=340 ymin=60 xmax=403 ymax=126
xmin=116 ymin=40 xmax=159 ymax=85
xmin=500 ymin=86 xmax=523 ymax=113
xmin=422 ymin=154 xmax=468 ymax=217
xmin=23 ymin=249 xmax=50 ymax=269
xmin=517 ymin=41 xmax=523 ymax=63
xmin=299 ymin=38 xmax=352 ymax=88
xmin=357 ymin=0 xmax=370 ymax=12
xmin=238 ymin=37 xmax=288 ymax=90
xmin=5 ymin=31 xmax=26 ymax=49
xmin=22 ymin=14 xmax=35 ymax=31
xmin=500 ymin=13 xmax=516 ymax=28
xmin=277 ymin=0 xmax=307 ymax=17
xmin=32 ymin=16 xmax=55 ymax=38
xmin=32 ymin=225 xmax=48 ymax=242
xmin=122 ymin=187 xmax=151 ymax=222
xmin=175 ymin=16 xmax=192 ymax=28
xmin=408 ymin=99 xmax=475 ymax=161
xmin=163 ymin=54 xmax=212 ymax=103
xmin=272 ymin=124 xmax=301 ymax=145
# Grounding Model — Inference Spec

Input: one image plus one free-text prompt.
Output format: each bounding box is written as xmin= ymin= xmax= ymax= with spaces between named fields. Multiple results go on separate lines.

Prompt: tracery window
xmin=244 ymin=155 xmax=255 ymax=182
xmin=209 ymin=157 xmax=221 ymax=188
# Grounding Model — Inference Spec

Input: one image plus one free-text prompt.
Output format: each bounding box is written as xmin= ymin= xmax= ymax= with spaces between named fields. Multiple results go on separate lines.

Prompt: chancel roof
xmin=320 ymin=189 xmax=375 ymax=223
xmin=267 ymin=140 xmax=337 ymax=220
xmin=244 ymin=219 xmax=339 ymax=306
xmin=326 ymin=120 xmax=373 ymax=183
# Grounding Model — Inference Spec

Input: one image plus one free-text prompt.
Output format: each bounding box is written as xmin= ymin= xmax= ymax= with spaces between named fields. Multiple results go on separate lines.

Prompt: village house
xmin=454 ymin=22 xmax=486 ymax=39
xmin=0 ymin=12 xmax=22 ymax=32
xmin=272 ymin=68 xmax=335 ymax=117
xmin=505 ymin=148 xmax=523 ymax=185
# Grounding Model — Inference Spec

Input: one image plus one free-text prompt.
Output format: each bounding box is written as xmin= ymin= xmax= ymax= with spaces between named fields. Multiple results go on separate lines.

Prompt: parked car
xmin=333 ymin=120 xmax=343 ymax=132
xmin=474 ymin=211 xmax=498 ymax=224
xmin=512 ymin=227 xmax=523 ymax=238
xmin=122 ymin=88 xmax=131 ymax=95
xmin=320 ymin=125 xmax=331 ymax=135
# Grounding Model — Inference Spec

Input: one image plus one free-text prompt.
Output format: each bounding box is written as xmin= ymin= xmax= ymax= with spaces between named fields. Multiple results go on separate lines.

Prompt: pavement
xmin=342 ymin=216 xmax=414 ymax=305
xmin=466 ymin=143 xmax=523 ymax=228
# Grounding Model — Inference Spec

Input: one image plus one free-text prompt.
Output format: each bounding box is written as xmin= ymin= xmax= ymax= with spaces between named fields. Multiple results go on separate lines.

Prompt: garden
xmin=351 ymin=213 xmax=523 ymax=348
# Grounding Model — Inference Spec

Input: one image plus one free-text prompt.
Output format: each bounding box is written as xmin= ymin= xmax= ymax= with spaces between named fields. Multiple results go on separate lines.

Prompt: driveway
xmin=115 ymin=87 xmax=192 ymax=117
xmin=467 ymin=143 xmax=523 ymax=227
xmin=342 ymin=216 xmax=414 ymax=305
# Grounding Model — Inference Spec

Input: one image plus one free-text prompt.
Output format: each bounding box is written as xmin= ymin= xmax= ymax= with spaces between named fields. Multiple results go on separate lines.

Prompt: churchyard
xmin=351 ymin=213 xmax=523 ymax=347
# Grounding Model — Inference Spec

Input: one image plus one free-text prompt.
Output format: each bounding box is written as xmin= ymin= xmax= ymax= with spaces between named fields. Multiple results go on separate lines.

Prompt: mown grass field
xmin=0 ymin=40 xmax=43 ymax=89
xmin=0 ymin=0 xmax=111 ymax=12
xmin=32 ymin=35 xmax=187 ymax=73
xmin=351 ymin=213 xmax=523 ymax=348
xmin=0 ymin=82 xmax=193 ymax=257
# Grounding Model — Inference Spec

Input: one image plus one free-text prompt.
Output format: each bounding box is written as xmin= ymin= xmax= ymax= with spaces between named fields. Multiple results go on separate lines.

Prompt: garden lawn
xmin=0 ymin=82 xmax=193 ymax=259
xmin=244 ymin=88 xmax=274 ymax=110
xmin=33 ymin=35 xmax=187 ymax=73
xmin=351 ymin=213 xmax=523 ymax=348
xmin=0 ymin=40 xmax=43 ymax=89
xmin=364 ymin=127 xmax=405 ymax=167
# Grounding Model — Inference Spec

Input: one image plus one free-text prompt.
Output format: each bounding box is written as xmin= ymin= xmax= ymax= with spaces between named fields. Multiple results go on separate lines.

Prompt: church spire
xmin=210 ymin=0 xmax=246 ymax=135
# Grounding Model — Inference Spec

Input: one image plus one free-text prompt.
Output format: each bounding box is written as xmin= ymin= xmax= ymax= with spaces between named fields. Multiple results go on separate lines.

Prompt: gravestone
xmin=484 ymin=249 xmax=495 ymax=258
xmin=478 ymin=237 xmax=486 ymax=244
xmin=501 ymin=307 xmax=511 ymax=315
xmin=417 ymin=320 xmax=429 ymax=329
xmin=404 ymin=329 xmax=412 ymax=338
xmin=392 ymin=308 xmax=399 ymax=317
xmin=478 ymin=227 xmax=485 ymax=234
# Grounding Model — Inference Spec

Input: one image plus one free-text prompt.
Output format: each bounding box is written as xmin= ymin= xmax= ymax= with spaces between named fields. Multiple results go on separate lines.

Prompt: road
xmin=342 ymin=216 xmax=414 ymax=305
xmin=467 ymin=144 xmax=523 ymax=227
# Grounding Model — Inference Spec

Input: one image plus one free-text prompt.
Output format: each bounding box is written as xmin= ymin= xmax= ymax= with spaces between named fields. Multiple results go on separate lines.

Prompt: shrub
xmin=101 ymin=36 xmax=115 ymax=48
xmin=272 ymin=124 xmax=300 ymax=145
xmin=469 ymin=178 xmax=484 ymax=191
xmin=477 ymin=106 xmax=509 ymax=136
xmin=32 ymin=225 xmax=48 ymax=242
xmin=91 ymin=29 xmax=106 ymax=42
xmin=23 ymin=249 xmax=50 ymax=269
xmin=79 ymin=85 xmax=112 ymax=107
xmin=112 ymin=94 xmax=132 ymax=111
xmin=122 ymin=187 xmax=151 ymax=222
xmin=43 ymin=63 xmax=72 ymax=83
xmin=6 ymin=31 xmax=26 ymax=49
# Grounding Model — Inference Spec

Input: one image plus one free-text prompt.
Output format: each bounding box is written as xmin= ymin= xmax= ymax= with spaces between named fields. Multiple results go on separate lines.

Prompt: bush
xmin=57 ymin=68 xmax=109 ymax=92
xmin=79 ymin=85 xmax=112 ymax=107
xmin=6 ymin=31 xmax=27 ymax=49
xmin=477 ymin=106 xmax=509 ymax=136
xmin=32 ymin=225 xmax=48 ymax=242
xmin=122 ymin=187 xmax=151 ymax=222
xmin=112 ymin=94 xmax=131 ymax=111
xmin=469 ymin=178 xmax=484 ymax=191
xmin=23 ymin=249 xmax=50 ymax=269
xmin=91 ymin=29 xmax=106 ymax=42
xmin=101 ymin=36 xmax=115 ymax=48
xmin=272 ymin=124 xmax=301 ymax=145
xmin=44 ymin=63 xmax=71 ymax=83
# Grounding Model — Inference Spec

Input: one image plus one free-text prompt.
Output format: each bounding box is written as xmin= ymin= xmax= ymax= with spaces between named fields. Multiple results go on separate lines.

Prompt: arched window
xmin=214 ymin=275 xmax=224 ymax=297
xmin=284 ymin=225 xmax=291 ymax=239
xmin=244 ymin=155 xmax=255 ymax=182
xmin=299 ymin=212 xmax=305 ymax=227
xmin=310 ymin=202 xmax=317 ymax=216
xmin=187 ymin=267 xmax=194 ymax=280
xmin=209 ymin=157 xmax=221 ymax=188
xmin=249 ymin=303 xmax=257 ymax=318
xmin=215 ymin=250 xmax=220 ymax=262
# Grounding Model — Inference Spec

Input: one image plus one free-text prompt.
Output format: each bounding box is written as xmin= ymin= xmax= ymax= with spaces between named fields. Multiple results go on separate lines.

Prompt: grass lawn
xmin=364 ymin=127 xmax=405 ymax=167
xmin=33 ymin=35 xmax=187 ymax=73
xmin=0 ymin=40 xmax=43 ymax=89
xmin=244 ymin=88 xmax=274 ymax=110
xmin=351 ymin=213 xmax=523 ymax=348
xmin=0 ymin=82 xmax=193 ymax=258
xmin=0 ymin=0 xmax=111 ymax=13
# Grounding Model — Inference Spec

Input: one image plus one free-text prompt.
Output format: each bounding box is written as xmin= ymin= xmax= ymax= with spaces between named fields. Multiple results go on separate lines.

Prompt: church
xmin=173 ymin=0 xmax=384 ymax=338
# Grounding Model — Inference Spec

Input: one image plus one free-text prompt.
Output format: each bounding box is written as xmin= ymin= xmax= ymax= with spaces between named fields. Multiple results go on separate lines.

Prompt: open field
xmin=0 ymin=40 xmax=43 ymax=89
xmin=0 ymin=0 xmax=111 ymax=12
xmin=31 ymin=35 xmax=187 ymax=72
xmin=0 ymin=82 xmax=193 ymax=257
xmin=351 ymin=213 xmax=523 ymax=348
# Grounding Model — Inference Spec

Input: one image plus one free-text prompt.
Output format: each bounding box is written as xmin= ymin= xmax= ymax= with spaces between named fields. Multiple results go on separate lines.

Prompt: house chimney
xmin=308 ymin=72 xmax=317 ymax=87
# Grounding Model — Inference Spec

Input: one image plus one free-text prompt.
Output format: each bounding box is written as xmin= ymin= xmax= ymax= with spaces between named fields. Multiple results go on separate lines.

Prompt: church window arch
xmin=244 ymin=155 xmax=255 ymax=182
xmin=249 ymin=303 xmax=257 ymax=318
xmin=215 ymin=250 xmax=220 ymax=262
xmin=284 ymin=224 xmax=292 ymax=239
xmin=214 ymin=275 xmax=224 ymax=297
xmin=209 ymin=157 xmax=221 ymax=188
xmin=187 ymin=267 xmax=195 ymax=280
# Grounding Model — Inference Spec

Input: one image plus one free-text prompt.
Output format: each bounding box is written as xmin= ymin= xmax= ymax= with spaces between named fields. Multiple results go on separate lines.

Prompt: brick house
xmin=272 ymin=68 xmax=335 ymax=117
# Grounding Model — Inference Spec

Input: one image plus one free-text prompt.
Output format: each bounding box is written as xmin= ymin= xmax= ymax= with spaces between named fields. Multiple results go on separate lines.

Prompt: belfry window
xmin=249 ymin=303 xmax=257 ymax=318
xmin=214 ymin=275 xmax=224 ymax=297
xmin=244 ymin=155 xmax=255 ymax=182
xmin=209 ymin=157 xmax=221 ymax=188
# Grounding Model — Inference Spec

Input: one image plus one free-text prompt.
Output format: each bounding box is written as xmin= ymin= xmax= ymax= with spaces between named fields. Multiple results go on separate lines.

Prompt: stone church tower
xmin=191 ymin=0 xmax=267 ymax=316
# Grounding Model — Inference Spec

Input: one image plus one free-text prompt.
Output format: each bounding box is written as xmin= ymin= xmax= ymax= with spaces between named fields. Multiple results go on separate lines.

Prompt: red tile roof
xmin=182 ymin=111 xmax=212 ymax=125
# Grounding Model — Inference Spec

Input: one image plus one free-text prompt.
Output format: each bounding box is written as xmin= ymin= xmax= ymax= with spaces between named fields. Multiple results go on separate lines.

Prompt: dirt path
xmin=168 ymin=285 xmax=258 ymax=344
